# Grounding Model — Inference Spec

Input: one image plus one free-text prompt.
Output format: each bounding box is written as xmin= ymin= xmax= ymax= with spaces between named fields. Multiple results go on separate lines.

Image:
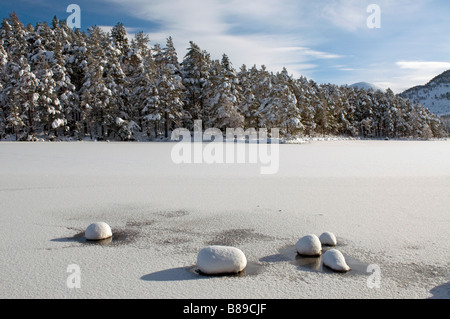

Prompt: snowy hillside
xmin=400 ymin=70 xmax=450 ymax=116
xmin=349 ymin=82 xmax=383 ymax=91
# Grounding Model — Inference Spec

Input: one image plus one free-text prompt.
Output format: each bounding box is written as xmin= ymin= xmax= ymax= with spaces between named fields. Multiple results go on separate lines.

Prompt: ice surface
xmin=0 ymin=140 xmax=449 ymax=299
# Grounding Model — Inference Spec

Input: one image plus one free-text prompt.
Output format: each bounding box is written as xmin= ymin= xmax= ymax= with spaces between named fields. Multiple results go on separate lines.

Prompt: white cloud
xmin=391 ymin=61 xmax=450 ymax=91
xmin=361 ymin=61 xmax=450 ymax=93
xmin=273 ymin=47 xmax=343 ymax=59
xmin=319 ymin=0 xmax=367 ymax=32
xmin=97 ymin=0 xmax=450 ymax=91
xmin=396 ymin=61 xmax=450 ymax=71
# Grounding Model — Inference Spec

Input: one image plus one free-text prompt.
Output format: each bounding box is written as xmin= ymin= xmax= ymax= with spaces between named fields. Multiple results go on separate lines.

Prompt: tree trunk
xmin=165 ymin=112 xmax=169 ymax=138
xmin=28 ymin=108 xmax=34 ymax=136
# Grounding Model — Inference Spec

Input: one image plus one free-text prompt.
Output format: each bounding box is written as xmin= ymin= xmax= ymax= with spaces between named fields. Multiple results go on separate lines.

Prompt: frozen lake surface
xmin=0 ymin=140 xmax=449 ymax=299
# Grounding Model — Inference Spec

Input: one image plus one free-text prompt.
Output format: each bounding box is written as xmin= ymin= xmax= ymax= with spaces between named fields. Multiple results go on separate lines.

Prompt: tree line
xmin=0 ymin=13 xmax=446 ymax=141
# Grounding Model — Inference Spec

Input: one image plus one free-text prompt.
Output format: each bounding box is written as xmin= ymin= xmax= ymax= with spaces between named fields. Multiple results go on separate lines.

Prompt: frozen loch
xmin=0 ymin=140 xmax=449 ymax=299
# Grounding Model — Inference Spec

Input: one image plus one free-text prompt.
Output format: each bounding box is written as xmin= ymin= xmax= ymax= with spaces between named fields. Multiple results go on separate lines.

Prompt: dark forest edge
xmin=0 ymin=13 xmax=447 ymax=142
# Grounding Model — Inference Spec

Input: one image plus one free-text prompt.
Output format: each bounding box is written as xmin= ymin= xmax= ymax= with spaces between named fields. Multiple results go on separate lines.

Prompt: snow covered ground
xmin=0 ymin=140 xmax=449 ymax=299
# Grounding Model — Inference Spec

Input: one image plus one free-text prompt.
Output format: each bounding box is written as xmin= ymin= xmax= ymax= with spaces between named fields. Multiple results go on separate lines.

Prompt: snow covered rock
xmin=85 ymin=222 xmax=112 ymax=241
xmin=296 ymin=234 xmax=322 ymax=256
xmin=319 ymin=232 xmax=337 ymax=246
xmin=322 ymin=249 xmax=351 ymax=273
xmin=197 ymin=246 xmax=247 ymax=275
xmin=350 ymin=82 xmax=383 ymax=91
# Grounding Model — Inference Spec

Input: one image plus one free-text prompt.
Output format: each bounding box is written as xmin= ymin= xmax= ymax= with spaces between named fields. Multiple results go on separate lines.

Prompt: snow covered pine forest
xmin=0 ymin=13 xmax=446 ymax=141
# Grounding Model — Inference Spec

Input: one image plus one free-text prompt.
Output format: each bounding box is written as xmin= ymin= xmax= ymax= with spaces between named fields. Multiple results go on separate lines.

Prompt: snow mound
xmin=296 ymin=234 xmax=322 ymax=256
xmin=350 ymin=82 xmax=383 ymax=91
xmin=85 ymin=222 xmax=113 ymax=241
xmin=322 ymin=249 xmax=351 ymax=273
xmin=319 ymin=232 xmax=337 ymax=246
xmin=197 ymin=246 xmax=247 ymax=275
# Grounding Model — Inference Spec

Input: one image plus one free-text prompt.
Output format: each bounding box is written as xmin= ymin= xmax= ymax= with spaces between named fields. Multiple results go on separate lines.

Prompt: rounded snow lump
xmin=322 ymin=249 xmax=351 ymax=272
xmin=296 ymin=234 xmax=322 ymax=256
xmin=197 ymin=246 xmax=247 ymax=275
xmin=319 ymin=232 xmax=337 ymax=246
xmin=85 ymin=222 xmax=112 ymax=241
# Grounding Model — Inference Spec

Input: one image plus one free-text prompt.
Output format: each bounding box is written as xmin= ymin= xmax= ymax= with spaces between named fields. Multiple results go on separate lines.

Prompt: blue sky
xmin=1 ymin=0 xmax=450 ymax=93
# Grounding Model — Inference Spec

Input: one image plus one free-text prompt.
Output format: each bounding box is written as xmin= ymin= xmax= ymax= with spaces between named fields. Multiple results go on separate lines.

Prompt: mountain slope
xmin=400 ymin=70 xmax=450 ymax=116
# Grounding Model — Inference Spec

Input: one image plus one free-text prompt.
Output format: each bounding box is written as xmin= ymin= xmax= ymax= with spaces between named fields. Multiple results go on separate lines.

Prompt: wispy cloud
xmin=13 ymin=0 xmax=446 ymax=92
xmin=387 ymin=61 xmax=450 ymax=92
xmin=396 ymin=61 xmax=450 ymax=72
xmin=319 ymin=0 xmax=368 ymax=32
xmin=100 ymin=0 xmax=344 ymax=78
xmin=273 ymin=47 xmax=344 ymax=60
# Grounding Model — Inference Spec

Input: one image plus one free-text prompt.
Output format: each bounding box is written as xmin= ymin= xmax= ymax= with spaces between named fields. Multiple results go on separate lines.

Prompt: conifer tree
xmin=203 ymin=54 xmax=244 ymax=130
xmin=0 ymin=39 xmax=8 ymax=137
xmin=295 ymin=76 xmax=316 ymax=135
xmin=341 ymin=86 xmax=358 ymax=136
xmin=65 ymin=28 xmax=88 ymax=93
xmin=0 ymin=38 xmax=7 ymax=69
xmin=34 ymin=57 xmax=65 ymax=137
xmin=103 ymin=31 xmax=134 ymax=139
xmin=128 ymin=32 xmax=155 ymax=138
xmin=80 ymin=26 xmax=111 ymax=139
xmin=353 ymin=87 xmax=374 ymax=137
xmin=63 ymin=28 xmax=87 ymax=138
xmin=321 ymin=84 xmax=346 ymax=135
xmin=111 ymin=23 xmax=129 ymax=59
xmin=258 ymin=68 xmax=302 ymax=136
xmin=80 ymin=53 xmax=110 ymax=139
xmin=1 ymin=14 xmax=28 ymax=59
xmin=250 ymin=65 xmax=272 ymax=129
xmin=4 ymin=56 xmax=40 ymax=140
xmin=237 ymin=64 xmax=255 ymax=128
xmin=149 ymin=40 xmax=185 ymax=138
xmin=52 ymin=41 xmax=76 ymax=136
xmin=34 ymin=21 xmax=56 ymax=53
xmin=159 ymin=37 xmax=185 ymax=137
xmin=181 ymin=41 xmax=211 ymax=130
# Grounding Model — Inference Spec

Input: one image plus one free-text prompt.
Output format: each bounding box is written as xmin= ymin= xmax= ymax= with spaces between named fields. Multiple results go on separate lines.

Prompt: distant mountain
xmin=400 ymin=70 xmax=450 ymax=116
xmin=349 ymin=82 xmax=383 ymax=91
